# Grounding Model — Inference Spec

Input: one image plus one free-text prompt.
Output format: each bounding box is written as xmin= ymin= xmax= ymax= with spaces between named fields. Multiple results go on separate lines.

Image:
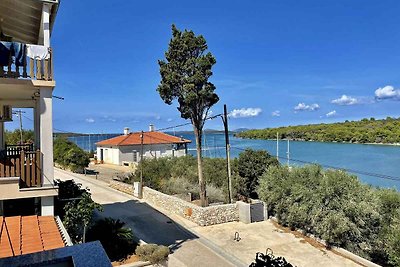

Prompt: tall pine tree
xmin=157 ymin=25 xmax=219 ymax=206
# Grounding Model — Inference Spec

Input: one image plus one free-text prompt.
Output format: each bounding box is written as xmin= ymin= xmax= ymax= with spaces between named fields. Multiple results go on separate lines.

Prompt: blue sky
xmin=9 ymin=0 xmax=400 ymax=133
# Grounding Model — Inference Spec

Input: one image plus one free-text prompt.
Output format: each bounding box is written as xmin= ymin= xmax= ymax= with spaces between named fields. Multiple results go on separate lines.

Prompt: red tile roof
xmin=0 ymin=216 xmax=65 ymax=259
xmin=96 ymin=131 xmax=191 ymax=146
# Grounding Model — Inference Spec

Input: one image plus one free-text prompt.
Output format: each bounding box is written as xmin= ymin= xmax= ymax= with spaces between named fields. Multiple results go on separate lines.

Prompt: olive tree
xmin=157 ymin=25 xmax=219 ymax=206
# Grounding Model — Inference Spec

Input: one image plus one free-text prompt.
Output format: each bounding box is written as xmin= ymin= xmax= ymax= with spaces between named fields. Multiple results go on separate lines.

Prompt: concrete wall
xmin=0 ymin=177 xmax=58 ymax=201
xmin=98 ymin=144 xmax=187 ymax=165
xmin=143 ymin=187 xmax=239 ymax=226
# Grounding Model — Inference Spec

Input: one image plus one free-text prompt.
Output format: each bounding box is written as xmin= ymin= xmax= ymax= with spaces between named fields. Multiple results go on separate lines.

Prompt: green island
xmin=236 ymin=117 xmax=400 ymax=144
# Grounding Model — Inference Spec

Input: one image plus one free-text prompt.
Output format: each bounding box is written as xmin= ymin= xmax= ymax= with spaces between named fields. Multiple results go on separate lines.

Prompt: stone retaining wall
xmin=109 ymin=180 xmax=134 ymax=196
xmin=143 ymin=187 xmax=239 ymax=226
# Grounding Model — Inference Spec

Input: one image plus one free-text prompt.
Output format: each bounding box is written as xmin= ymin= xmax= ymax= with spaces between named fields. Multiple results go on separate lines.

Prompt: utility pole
xmin=140 ymin=130 xmax=144 ymax=198
xmin=13 ymin=110 xmax=26 ymax=145
xmin=222 ymin=104 xmax=233 ymax=203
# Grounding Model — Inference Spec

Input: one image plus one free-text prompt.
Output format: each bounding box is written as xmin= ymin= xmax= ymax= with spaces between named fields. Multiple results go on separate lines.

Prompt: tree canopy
xmin=237 ymin=117 xmax=400 ymax=144
xmin=5 ymin=129 xmax=34 ymax=145
xmin=157 ymin=24 xmax=219 ymax=206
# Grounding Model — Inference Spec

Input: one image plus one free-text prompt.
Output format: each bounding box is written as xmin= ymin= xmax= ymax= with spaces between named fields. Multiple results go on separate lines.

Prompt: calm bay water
xmin=69 ymin=132 xmax=400 ymax=190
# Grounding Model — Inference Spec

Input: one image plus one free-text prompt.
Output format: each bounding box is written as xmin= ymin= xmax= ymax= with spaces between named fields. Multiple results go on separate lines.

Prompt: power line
xmin=230 ymin=146 xmax=400 ymax=182
xmin=156 ymin=114 xmax=223 ymax=132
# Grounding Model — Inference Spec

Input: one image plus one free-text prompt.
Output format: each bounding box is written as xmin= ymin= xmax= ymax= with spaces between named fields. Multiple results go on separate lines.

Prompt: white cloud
xmin=326 ymin=110 xmax=337 ymax=117
xmin=229 ymin=108 xmax=262 ymax=118
xmin=271 ymin=110 xmax=280 ymax=117
xmin=331 ymin=95 xmax=359 ymax=105
xmin=85 ymin=118 xmax=95 ymax=123
xmin=294 ymin=103 xmax=320 ymax=112
xmin=375 ymin=85 xmax=400 ymax=100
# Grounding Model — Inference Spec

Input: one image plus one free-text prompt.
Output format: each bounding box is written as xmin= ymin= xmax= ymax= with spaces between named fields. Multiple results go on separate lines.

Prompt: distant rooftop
xmin=96 ymin=131 xmax=191 ymax=146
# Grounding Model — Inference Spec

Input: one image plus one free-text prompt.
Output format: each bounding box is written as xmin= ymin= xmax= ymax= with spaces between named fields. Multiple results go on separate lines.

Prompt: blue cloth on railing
xmin=0 ymin=41 xmax=26 ymax=67
xmin=0 ymin=41 xmax=12 ymax=66
xmin=12 ymin=42 xmax=26 ymax=66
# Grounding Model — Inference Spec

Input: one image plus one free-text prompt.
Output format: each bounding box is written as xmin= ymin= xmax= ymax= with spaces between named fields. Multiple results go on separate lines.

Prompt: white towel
xmin=26 ymin=44 xmax=50 ymax=60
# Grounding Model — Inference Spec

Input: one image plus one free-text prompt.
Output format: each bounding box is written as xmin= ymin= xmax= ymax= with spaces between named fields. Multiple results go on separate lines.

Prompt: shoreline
xmin=235 ymin=136 xmax=400 ymax=147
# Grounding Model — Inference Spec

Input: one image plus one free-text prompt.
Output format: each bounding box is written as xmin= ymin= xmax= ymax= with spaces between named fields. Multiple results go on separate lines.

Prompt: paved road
xmin=55 ymin=168 xmax=242 ymax=267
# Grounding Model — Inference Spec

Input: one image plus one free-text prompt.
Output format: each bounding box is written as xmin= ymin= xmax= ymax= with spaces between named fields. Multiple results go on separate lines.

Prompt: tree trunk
xmin=194 ymin=125 xmax=207 ymax=207
xmin=83 ymin=224 xmax=87 ymax=243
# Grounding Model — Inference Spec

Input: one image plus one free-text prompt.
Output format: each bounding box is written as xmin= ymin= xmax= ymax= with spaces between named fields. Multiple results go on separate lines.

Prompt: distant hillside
xmin=233 ymin=128 xmax=251 ymax=133
xmin=236 ymin=117 xmax=400 ymax=144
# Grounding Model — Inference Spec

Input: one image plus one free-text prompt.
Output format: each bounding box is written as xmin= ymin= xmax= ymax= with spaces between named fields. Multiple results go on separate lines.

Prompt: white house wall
xmin=97 ymin=146 xmax=120 ymax=165
xmin=98 ymin=143 xmax=188 ymax=165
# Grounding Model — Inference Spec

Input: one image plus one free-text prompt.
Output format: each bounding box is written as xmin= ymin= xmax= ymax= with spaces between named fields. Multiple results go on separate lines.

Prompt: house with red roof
xmin=96 ymin=125 xmax=191 ymax=165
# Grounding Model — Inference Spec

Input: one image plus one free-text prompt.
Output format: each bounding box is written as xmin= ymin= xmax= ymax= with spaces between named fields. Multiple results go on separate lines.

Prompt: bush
xmin=257 ymin=165 xmax=400 ymax=266
xmin=132 ymin=157 xmax=172 ymax=190
xmin=54 ymin=179 xmax=87 ymax=218
xmin=87 ymin=218 xmax=136 ymax=261
xmin=236 ymin=149 xmax=279 ymax=198
xmin=63 ymin=191 xmax=103 ymax=243
xmin=54 ymin=137 xmax=90 ymax=173
xmin=135 ymin=244 xmax=169 ymax=264
xmin=5 ymin=129 xmax=34 ymax=145
xmin=129 ymin=155 xmax=233 ymax=203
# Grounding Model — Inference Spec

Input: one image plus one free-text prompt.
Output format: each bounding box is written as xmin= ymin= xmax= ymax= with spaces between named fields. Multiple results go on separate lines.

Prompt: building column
xmin=41 ymin=196 xmax=54 ymax=216
xmin=33 ymin=99 xmax=40 ymax=150
xmin=42 ymin=4 xmax=51 ymax=47
xmin=0 ymin=121 xmax=4 ymax=150
xmin=39 ymin=87 xmax=54 ymax=186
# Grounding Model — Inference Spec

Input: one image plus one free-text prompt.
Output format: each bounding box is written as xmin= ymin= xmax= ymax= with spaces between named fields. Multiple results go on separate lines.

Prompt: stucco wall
xmin=97 ymin=146 xmax=119 ymax=165
xmin=99 ymin=144 xmax=188 ymax=165
xmin=142 ymin=187 xmax=239 ymax=226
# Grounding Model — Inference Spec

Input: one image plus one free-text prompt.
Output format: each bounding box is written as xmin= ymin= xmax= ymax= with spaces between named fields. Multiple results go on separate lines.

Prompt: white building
xmin=96 ymin=126 xmax=191 ymax=166
xmin=0 ymin=0 xmax=60 ymax=216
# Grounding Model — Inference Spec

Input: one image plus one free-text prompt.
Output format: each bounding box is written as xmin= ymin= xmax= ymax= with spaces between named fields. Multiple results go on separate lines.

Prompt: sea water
xmin=68 ymin=132 xmax=400 ymax=190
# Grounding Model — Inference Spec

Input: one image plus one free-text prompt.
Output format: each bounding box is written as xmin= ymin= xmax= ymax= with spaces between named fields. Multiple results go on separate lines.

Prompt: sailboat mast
xmin=287 ymin=138 xmax=290 ymax=166
xmin=276 ymin=132 xmax=279 ymax=160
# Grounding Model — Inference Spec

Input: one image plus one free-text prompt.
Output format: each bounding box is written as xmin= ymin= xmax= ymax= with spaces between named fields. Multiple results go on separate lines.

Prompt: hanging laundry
xmin=0 ymin=41 xmax=25 ymax=67
xmin=12 ymin=42 xmax=26 ymax=66
xmin=0 ymin=41 xmax=12 ymax=66
xmin=26 ymin=44 xmax=50 ymax=60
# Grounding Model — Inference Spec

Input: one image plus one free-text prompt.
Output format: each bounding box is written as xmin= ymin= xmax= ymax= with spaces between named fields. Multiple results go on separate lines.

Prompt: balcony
xmin=0 ymin=42 xmax=53 ymax=81
xmin=0 ymin=144 xmax=42 ymax=188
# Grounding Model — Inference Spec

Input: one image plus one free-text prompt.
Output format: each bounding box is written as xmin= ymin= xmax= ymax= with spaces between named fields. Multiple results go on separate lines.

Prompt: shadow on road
xmin=97 ymin=200 xmax=198 ymax=251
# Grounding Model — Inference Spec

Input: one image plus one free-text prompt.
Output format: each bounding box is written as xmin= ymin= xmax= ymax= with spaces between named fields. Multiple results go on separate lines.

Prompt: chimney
xmin=124 ymin=127 xmax=129 ymax=135
xmin=149 ymin=124 xmax=155 ymax=132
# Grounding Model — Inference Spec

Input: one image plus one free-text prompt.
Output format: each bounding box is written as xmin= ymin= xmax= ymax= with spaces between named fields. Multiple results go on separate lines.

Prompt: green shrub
xmin=257 ymin=164 xmax=400 ymax=266
xmin=133 ymin=157 xmax=172 ymax=190
xmin=87 ymin=217 xmax=136 ymax=261
xmin=54 ymin=179 xmax=87 ymax=218
xmin=135 ymin=244 xmax=169 ymax=264
xmin=129 ymin=156 xmax=234 ymax=203
xmin=170 ymin=155 xmax=198 ymax=184
xmin=236 ymin=149 xmax=279 ymax=198
xmin=54 ymin=137 xmax=90 ymax=173
xmin=63 ymin=192 xmax=103 ymax=243
xmin=5 ymin=129 xmax=34 ymax=145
